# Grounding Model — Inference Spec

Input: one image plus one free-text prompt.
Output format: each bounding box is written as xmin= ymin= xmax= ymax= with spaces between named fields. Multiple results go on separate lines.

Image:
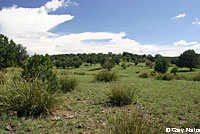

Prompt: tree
xmin=15 ymin=44 xmax=28 ymax=67
xmin=22 ymin=54 xmax=61 ymax=93
xmin=147 ymin=54 xmax=155 ymax=62
xmin=0 ymin=35 xmax=16 ymax=69
xmin=177 ymin=50 xmax=199 ymax=71
xmin=154 ymin=58 xmax=169 ymax=73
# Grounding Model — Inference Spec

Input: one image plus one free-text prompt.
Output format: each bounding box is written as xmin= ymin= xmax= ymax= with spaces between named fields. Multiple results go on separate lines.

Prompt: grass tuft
xmin=0 ymin=78 xmax=62 ymax=117
xmin=106 ymin=84 xmax=140 ymax=106
xmin=106 ymin=107 xmax=163 ymax=134
xmin=94 ymin=70 xmax=118 ymax=82
xmin=60 ymin=76 xmax=78 ymax=93
xmin=192 ymin=73 xmax=200 ymax=81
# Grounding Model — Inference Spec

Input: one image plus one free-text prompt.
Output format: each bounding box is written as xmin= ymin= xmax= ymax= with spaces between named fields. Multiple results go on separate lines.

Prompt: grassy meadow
xmin=0 ymin=63 xmax=200 ymax=133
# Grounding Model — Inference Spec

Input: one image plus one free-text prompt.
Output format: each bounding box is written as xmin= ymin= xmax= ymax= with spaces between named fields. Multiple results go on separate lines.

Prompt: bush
xmin=155 ymin=74 xmax=163 ymax=80
xmin=22 ymin=54 xmax=61 ymax=93
xmin=136 ymin=71 xmax=140 ymax=74
xmin=106 ymin=107 xmax=162 ymax=134
xmin=150 ymin=71 xmax=157 ymax=76
xmin=193 ymin=73 xmax=200 ymax=81
xmin=154 ymin=58 xmax=169 ymax=73
xmin=121 ymin=63 xmax=126 ymax=69
xmin=60 ymin=77 xmax=78 ymax=93
xmin=155 ymin=73 xmax=174 ymax=81
xmin=139 ymin=72 xmax=149 ymax=78
xmin=171 ymin=67 xmax=178 ymax=75
xmin=106 ymin=84 xmax=139 ymax=106
xmin=94 ymin=70 xmax=118 ymax=82
xmin=162 ymin=73 xmax=174 ymax=81
xmin=0 ymin=78 xmax=62 ymax=117
xmin=146 ymin=61 xmax=153 ymax=68
xmin=103 ymin=61 xmax=115 ymax=71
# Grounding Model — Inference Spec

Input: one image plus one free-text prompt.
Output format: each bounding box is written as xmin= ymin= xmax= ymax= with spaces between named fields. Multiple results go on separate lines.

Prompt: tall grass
xmin=0 ymin=71 xmax=6 ymax=85
xmin=106 ymin=107 xmax=162 ymax=134
xmin=59 ymin=76 xmax=78 ymax=93
xmin=94 ymin=70 xmax=118 ymax=82
xmin=0 ymin=78 xmax=62 ymax=117
xmin=193 ymin=73 xmax=200 ymax=81
xmin=106 ymin=84 xmax=140 ymax=106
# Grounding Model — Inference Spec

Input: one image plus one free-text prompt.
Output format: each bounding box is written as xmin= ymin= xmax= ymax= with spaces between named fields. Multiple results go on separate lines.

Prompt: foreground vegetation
xmin=0 ymin=63 xmax=199 ymax=133
xmin=0 ymin=34 xmax=200 ymax=133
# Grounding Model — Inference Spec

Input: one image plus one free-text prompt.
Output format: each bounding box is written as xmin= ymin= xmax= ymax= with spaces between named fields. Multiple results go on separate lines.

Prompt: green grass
xmin=0 ymin=64 xmax=200 ymax=133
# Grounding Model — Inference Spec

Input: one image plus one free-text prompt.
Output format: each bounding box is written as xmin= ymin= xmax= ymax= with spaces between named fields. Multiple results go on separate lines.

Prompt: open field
xmin=0 ymin=63 xmax=200 ymax=133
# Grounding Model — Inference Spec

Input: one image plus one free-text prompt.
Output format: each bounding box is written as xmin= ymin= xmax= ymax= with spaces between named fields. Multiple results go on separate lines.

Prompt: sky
xmin=0 ymin=0 xmax=200 ymax=56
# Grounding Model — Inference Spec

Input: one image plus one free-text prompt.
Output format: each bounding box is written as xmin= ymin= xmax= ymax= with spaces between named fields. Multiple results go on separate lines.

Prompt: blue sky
xmin=0 ymin=0 xmax=200 ymax=56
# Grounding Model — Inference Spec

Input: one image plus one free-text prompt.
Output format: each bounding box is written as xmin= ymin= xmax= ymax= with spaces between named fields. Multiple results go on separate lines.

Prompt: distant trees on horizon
xmin=0 ymin=34 xmax=200 ymax=72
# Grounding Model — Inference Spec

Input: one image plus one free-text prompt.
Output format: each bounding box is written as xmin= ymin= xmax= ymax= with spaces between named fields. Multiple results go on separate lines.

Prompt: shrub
xmin=150 ymin=71 xmax=157 ymax=76
xmin=103 ymin=61 xmax=115 ymax=71
xmin=0 ymin=78 xmax=62 ymax=117
xmin=60 ymin=77 xmax=78 ymax=93
xmin=155 ymin=74 xmax=163 ymax=80
xmin=154 ymin=58 xmax=169 ymax=73
xmin=22 ymin=54 xmax=61 ymax=93
xmin=94 ymin=70 xmax=118 ymax=82
xmin=139 ymin=72 xmax=149 ymax=78
xmin=155 ymin=73 xmax=174 ymax=81
xmin=106 ymin=84 xmax=139 ymax=106
xmin=193 ymin=73 xmax=200 ymax=81
xmin=136 ymin=71 xmax=140 ymax=74
xmin=121 ymin=63 xmax=126 ymax=69
xmin=106 ymin=107 xmax=162 ymax=134
xmin=171 ymin=67 xmax=178 ymax=75
xmin=162 ymin=73 xmax=174 ymax=81
xmin=146 ymin=61 xmax=153 ymax=68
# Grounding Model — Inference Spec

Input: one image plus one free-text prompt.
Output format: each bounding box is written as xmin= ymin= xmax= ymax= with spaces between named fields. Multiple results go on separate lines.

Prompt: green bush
xmin=106 ymin=84 xmax=139 ymax=106
xmin=106 ymin=108 xmax=162 ymax=134
xmin=162 ymin=73 xmax=174 ymax=81
xmin=150 ymin=71 xmax=157 ymax=76
xmin=154 ymin=58 xmax=169 ymax=73
xmin=155 ymin=73 xmax=174 ymax=81
xmin=60 ymin=77 xmax=78 ymax=93
xmin=121 ymin=63 xmax=126 ymax=69
xmin=0 ymin=78 xmax=62 ymax=117
xmin=94 ymin=70 xmax=118 ymax=82
xmin=155 ymin=74 xmax=163 ymax=80
xmin=193 ymin=73 xmax=200 ymax=81
xmin=171 ymin=67 xmax=178 ymax=75
xmin=103 ymin=61 xmax=115 ymax=71
xmin=22 ymin=54 xmax=61 ymax=93
xmin=139 ymin=72 xmax=149 ymax=78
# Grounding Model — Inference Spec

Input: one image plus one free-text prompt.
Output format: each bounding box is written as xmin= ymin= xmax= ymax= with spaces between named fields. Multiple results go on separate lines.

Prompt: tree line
xmin=0 ymin=34 xmax=200 ymax=73
xmin=0 ymin=34 xmax=28 ymax=69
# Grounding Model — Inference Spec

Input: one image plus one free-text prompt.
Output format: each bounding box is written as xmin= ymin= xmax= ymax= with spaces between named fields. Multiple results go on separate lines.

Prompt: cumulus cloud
xmin=172 ymin=13 xmax=186 ymax=19
xmin=0 ymin=1 xmax=200 ymax=56
xmin=173 ymin=40 xmax=198 ymax=46
xmin=192 ymin=18 xmax=200 ymax=25
xmin=0 ymin=3 xmax=74 ymax=36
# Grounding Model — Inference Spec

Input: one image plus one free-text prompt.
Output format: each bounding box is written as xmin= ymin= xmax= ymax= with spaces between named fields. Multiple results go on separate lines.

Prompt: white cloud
xmin=0 ymin=4 xmax=74 ymax=36
xmin=0 ymin=2 xmax=200 ymax=57
xmin=172 ymin=13 xmax=186 ymax=19
xmin=173 ymin=40 xmax=198 ymax=46
xmin=192 ymin=18 xmax=200 ymax=25
xmin=44 ymin=0 xmax=66 ymax=12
